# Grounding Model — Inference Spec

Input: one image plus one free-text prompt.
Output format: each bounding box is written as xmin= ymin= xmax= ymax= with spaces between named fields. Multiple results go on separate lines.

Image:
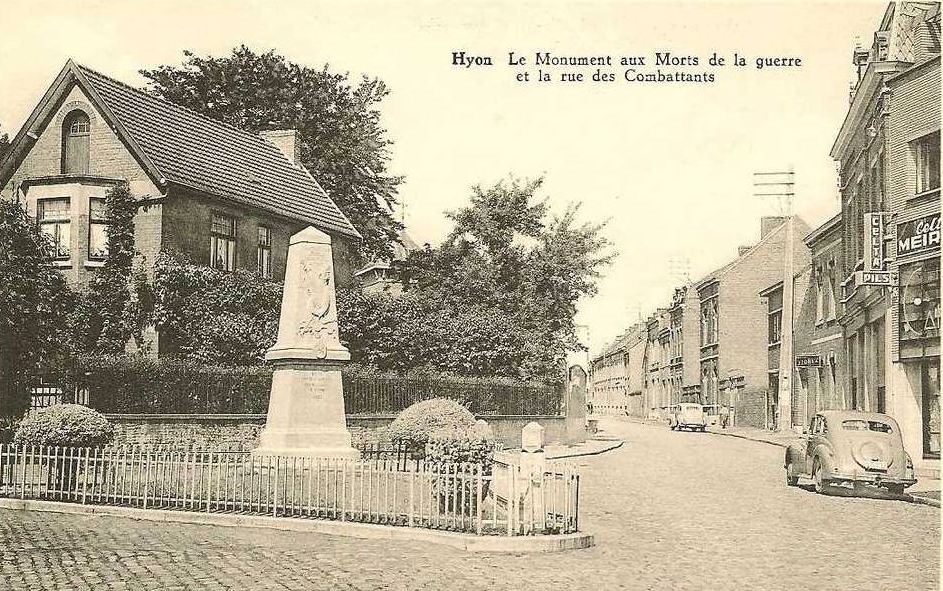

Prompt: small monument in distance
xmin=253 ymin=226 xmax=360 ymax=460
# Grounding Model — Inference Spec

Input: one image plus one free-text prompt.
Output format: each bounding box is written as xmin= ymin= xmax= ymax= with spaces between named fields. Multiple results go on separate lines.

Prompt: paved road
xmin=1 ymin=418 xmax=938 ymax=590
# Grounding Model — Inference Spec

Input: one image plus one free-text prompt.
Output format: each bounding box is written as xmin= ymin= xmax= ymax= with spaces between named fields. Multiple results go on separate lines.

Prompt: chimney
xmin=738 ymin=245 xmax=753 ymax=257
xmin=261 ymin=130 xmax=301 ymax=165
xmin=760 ymin=216 xmax=788 ymax=239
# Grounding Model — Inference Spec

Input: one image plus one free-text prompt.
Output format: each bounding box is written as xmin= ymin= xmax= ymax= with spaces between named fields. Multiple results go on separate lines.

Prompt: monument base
xmin=252 ymin=364 xmax=360 ymax=461
xmin=251 ymin=446 xmax=361 ymax=461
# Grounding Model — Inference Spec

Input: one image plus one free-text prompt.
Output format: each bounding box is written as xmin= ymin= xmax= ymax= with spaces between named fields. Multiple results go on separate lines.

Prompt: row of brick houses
xmin=589 ymin=2 xmax=940 ymax=476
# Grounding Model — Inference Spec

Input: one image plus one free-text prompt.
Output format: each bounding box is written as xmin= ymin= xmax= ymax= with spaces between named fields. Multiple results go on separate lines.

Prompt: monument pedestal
xmin=252 ymin=226 xmax=360 ymax=461
xmin=253 ymin=361 xmax=360 ymax=460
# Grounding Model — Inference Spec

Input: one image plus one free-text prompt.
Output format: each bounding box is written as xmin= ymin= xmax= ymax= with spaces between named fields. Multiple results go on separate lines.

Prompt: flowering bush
xmin=386 ymin=398 xmax=478 ymax=445
xmin=12 ymin=404 xmax=114 ymax=448
xmin=426 ymin=420 xmax=496 ymax=468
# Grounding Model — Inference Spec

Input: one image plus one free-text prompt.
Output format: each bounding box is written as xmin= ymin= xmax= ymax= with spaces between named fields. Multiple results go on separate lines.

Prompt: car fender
xmin=811 ymin=444 xmax=836 ymax=475
xmin=784 ymin=443 xmax=807 ymax=473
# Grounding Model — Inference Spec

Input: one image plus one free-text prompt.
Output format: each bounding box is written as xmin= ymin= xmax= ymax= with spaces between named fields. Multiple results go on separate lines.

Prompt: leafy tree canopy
xmin=394 ymin=176 xmax=615 ymax=380
xmin=0 ymin=199 xmax=74 ymax=415
xmin=140 ymin=46 xmax=403 ymax=262
xmin=0 ymin=124 xmax=10 ymax=161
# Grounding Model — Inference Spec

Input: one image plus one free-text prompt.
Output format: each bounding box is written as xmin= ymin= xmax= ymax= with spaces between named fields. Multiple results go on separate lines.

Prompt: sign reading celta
xmin=897 ymin=213 xmax=941 ymax=258
xmin=864 ymin=212 xmax=887 ymax=272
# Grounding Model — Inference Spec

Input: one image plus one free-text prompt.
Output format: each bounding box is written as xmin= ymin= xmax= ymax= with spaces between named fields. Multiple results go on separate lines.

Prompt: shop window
xmin=61 ymin=110 xmax=90 ymax=174
xmin=210 ymin=213 xmax=237 ymax=271
xmin=915 ymin=131 xmax=940 ymax=194
xmin=38 ymin=198 xmax=71 ymax=260
xmin=900 ymin=258 xmax=941 ymax=343
xmin=257 ymin=226 xmax=272 ymax=278
xmin=88 ymin=198 xmax=108 ymax=260
xmin=923 ymin=360 xmax=940 ymax=459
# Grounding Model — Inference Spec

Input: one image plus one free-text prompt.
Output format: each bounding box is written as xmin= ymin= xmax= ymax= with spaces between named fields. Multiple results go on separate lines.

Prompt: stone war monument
xmin=253 ymin=226 xmax=360 ymax=460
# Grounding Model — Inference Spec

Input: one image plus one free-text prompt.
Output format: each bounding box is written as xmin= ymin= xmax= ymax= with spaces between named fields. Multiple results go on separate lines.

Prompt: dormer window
xmin=61 ymin=110 xmax=90 ymax=174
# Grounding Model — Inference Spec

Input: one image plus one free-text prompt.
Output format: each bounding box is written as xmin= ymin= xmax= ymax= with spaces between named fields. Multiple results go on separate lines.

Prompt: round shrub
xmin=387 ymin=398 xmax=478 ymax=445
xmin=12 ymin=404 xmax=114 ymax=448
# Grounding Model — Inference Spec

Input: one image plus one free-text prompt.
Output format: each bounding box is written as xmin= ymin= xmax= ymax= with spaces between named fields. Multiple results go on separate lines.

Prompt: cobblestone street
xmin=1 ymin=418 xmax=938 ymax=591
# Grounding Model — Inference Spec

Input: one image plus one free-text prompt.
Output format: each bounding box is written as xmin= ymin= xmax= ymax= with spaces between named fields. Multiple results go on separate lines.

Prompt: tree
xmin=0 ymin=124 xmax=10 ymax=161
xmin=71 ymin=183 xmax=153 ymax=355
xmin=0 ymin=199 xmax=74 ymax=416
xmin=374 ymin=176 xmax=615 ymax=380
xmin=140 ymin=47 xmax=403 ymax=262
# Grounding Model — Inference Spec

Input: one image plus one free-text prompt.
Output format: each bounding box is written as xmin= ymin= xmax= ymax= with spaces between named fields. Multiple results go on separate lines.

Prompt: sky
xmin=0 ymin=0 xmax=887 ymax=355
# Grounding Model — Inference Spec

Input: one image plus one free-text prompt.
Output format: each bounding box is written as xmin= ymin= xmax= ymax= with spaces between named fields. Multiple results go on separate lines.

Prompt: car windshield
xmin=842 ymin=420 xmax=892 ymax=433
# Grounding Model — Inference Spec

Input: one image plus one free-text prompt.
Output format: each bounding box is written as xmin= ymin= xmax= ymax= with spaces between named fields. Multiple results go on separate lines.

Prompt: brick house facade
xmin=694 ymin=216 xmax=812 ymax=429
xmin=0 ymin=61 xmax=361 ymax=354
xmin=831 ymin=3 xmax=940 ymax=474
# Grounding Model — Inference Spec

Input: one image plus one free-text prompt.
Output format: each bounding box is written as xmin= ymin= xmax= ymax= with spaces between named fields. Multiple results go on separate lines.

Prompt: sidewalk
xmin=603 ymin=414 xmax=941 ymax=508
xmin=494 ymin=434 xmax=624 ymax=466
xmin=706 ymin=424 xmax=941 ymax=508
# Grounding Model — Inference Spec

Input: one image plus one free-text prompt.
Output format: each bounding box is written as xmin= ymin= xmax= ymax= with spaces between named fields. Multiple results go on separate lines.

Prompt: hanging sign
xmin=865 ymin=212 xmax=887 ymax=272
xmin=855 ymin=270 xmax=898 ymax=287
xmin=795 ymin=354 xmax=824 ymax=368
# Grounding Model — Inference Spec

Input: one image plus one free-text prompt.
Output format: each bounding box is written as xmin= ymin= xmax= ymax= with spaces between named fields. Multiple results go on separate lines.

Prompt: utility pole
xmin=754 ymin=168 xmax=795 ymax=432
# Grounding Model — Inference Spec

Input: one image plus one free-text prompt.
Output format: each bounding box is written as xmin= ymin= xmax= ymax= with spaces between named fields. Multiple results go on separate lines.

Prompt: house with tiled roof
xmin=693 ymin=215 xmax=811 ymax=429
xmin=0 ymin=60 xmax=361 ymax=293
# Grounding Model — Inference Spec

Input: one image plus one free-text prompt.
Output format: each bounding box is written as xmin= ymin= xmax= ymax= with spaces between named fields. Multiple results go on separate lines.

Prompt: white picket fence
xmin=0 ymin=445 xmax=580 ymax=536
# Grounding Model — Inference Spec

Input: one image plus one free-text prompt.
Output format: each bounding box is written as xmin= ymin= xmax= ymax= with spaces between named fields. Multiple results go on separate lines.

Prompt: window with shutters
xmin=61 ymin=111 xmax=90 ymax=174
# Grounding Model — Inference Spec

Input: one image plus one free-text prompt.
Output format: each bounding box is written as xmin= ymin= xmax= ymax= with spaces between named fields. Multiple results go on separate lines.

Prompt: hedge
xmin=55 ymin=356 xmax=565 ymax=416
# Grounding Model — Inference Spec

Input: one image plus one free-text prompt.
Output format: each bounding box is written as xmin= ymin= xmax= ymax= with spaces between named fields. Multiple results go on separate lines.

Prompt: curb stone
xmin=547 ymin=439 xmax=624 ymax=460
xmin=704 ymin=429 xmax=941 ymax=508
xmin=0 ymin=498 xmax=595 ymax=553
xmin=907 ymin=495 xmax=941 ymax=508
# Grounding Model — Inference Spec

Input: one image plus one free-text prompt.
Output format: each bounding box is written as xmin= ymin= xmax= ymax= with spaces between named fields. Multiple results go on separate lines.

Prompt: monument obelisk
xmin=253 ymin=226 xmax=360 ymax=459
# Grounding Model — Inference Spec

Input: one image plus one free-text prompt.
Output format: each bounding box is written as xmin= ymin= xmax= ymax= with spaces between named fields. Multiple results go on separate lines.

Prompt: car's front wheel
xmin=785 ymin=462 xmax=799 ymax=486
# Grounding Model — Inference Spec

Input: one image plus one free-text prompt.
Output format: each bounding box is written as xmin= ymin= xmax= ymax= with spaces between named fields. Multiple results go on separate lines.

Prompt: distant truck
xmin=668 ymin=403 xmax=707 ymax=432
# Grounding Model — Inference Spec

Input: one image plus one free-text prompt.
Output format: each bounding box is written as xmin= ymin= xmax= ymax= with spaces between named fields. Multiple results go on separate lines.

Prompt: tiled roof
xmin=77 ymin=64 xmax=360 ymax=239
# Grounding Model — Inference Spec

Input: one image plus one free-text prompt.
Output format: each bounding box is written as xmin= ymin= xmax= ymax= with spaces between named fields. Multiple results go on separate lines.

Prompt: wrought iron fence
xmin=16 ymin=366 xmax=564 ymax=417
xmin=0 ymin=445 xmax=580 ymax=536
xmin=343 ymin=373 xmax=564 ymax=416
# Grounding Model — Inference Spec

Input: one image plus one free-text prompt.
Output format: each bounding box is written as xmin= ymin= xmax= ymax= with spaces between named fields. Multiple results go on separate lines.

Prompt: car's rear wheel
xmin=812 ymin=458 xmax=826 ymax=494
xmin=785 ymin=462 xmax=799 ymax=486
xmin=885 ymin=484 xmax=905 ymax=496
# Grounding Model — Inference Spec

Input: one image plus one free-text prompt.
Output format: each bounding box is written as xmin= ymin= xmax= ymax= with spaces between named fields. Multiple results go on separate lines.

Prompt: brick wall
xmin=736 ymin=390 xmax=768 ymax=429
xmin=2 ymin=85 xmax=161 ymax=200
xmin=107 ymin=414 xmax=574 ymax=449
xmin=162 ymin=187 xmax=357 ymax=286
xmin=717 ymin=220 xmax=811 ymax=393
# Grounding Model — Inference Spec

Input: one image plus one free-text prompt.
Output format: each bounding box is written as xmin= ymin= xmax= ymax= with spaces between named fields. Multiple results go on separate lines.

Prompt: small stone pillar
xmin=519 ymin=421 xmax=547 ymax=532
xmin=253 ymin=227 xmax=359 ymax=460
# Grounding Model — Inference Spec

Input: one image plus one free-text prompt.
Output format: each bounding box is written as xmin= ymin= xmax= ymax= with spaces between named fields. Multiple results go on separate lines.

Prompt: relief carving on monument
xmin=296 ymin=255 xmax=339 ymax=358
